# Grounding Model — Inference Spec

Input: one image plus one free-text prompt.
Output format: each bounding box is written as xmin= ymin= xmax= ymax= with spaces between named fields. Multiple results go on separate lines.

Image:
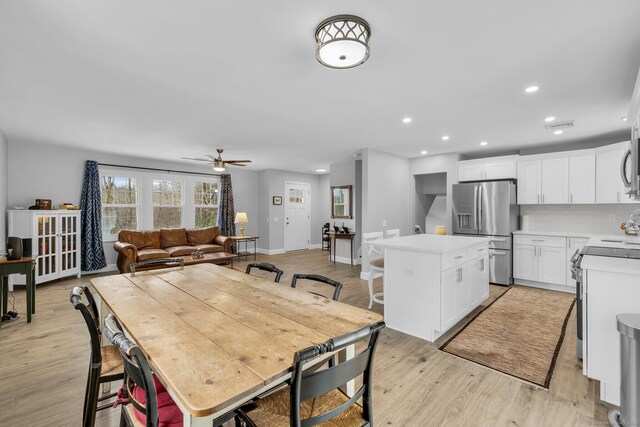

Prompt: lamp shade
xmin=315 ymin=15 xmax=371 ymax=69
xmin=235 ymin=212 xmax=249 ymax=224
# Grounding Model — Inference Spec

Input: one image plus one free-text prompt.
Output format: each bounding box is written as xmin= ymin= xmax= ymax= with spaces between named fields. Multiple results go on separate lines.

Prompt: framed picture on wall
xmin=273 ymin=196 xmax=282 ymax=205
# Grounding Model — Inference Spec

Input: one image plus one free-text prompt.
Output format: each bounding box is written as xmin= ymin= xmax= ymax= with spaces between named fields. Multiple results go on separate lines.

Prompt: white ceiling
xmin=1 ymin=1 xmax=639 ymax=172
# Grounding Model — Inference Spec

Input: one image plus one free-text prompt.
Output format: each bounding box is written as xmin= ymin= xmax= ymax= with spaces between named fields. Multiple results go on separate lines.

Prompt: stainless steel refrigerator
xmin=452 ymin=180 xmax=519 ymax=285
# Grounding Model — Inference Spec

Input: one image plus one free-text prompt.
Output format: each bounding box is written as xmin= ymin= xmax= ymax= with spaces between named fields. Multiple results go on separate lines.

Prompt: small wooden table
xmin=91 ymin=264 xmax=381 ymax=426
xmin=0 ymin=257 xmax=35 ymax=324
xmin=229 ymin=236 xmax=259 ymax=261
xmin=328 ymin=232 xmax=356 ymax=265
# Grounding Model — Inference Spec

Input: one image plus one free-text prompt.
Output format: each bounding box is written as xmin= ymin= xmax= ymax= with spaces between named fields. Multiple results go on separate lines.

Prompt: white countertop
xmin=513 ymin=230 xmax=639 ymax=240
xmin=375 ymin=234 xmax=488 ymax=254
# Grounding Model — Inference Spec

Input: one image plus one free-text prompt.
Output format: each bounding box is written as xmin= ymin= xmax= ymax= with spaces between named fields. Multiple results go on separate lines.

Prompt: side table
xmin=1 ymin=257 xmax=36 ymax=324
xmin=328 ymin=232 xmax=356 ymax=265
xmin=230 ymin=236 xmax=259 ymax=261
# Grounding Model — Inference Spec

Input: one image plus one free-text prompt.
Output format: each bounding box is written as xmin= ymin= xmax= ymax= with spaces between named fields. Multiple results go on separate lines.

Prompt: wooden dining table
xmin=90 ymin=263 xmax=382 ymax=427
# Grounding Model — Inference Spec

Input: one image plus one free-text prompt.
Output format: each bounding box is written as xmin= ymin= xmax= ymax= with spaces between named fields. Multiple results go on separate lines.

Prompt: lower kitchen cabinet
xmin=514 ymin=234 xmax=568 ymax=289
xmin=442 ymin=257 xmax=489 ymax=331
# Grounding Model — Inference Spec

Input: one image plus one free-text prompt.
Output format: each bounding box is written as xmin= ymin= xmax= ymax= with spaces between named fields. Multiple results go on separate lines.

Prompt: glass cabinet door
xmin=35 ymin=214 xmax=58 ymax=282
xmin=59 ymin=213 xmax=79 ymax=273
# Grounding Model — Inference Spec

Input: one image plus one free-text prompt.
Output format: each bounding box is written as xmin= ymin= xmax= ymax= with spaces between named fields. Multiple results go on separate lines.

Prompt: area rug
xmin=440 ymin=286 xmax=575 ymax=388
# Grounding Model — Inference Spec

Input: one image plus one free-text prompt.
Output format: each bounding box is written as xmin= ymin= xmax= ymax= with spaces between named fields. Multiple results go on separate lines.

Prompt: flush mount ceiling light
xmin=402 ymin=117 xmax=412 ymax=123
xmin=525 ymin=85 xmax=539 ymax=93
xmin=315 ymin=15 xmax=371 ymax=69
xmin=420 ymin=150 xmax=428 ymax=155
xmin=316 ymin=168 xmax=327 ymax=172
xmin=480 ymin=141 xmax=488 ymax=146
xmin=554 ymin=130 xmax=564 ymax=135
xmin=622 ymin=116 xmax=628 ymax=122
xmin=441 ymin=135 xmax=450 ymax=141
xmin=544 ymin=116 xmax=556 ymax=122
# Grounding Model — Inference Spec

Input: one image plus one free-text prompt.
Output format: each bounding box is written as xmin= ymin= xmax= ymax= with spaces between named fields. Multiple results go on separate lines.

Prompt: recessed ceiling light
xmin=402 ymin=117 xmax=412 ymax=123
xmin=420 ymin=150 xmax=428 ymax=155
xmin=554 ymin=130 xmax=563 ymax=135
xmin=315 ymin=168 xmax=327 ymax=172
xmin=525 ymin=86 xmax=539 ymax=93
xmin=621 ymin=116 xmax=628 ymax=122
xmin=441 ymin=135 xmax=450 ymax=141
xmin=480 ymin=141 xmax=488 ymax=146
xmin=544 ymin=116 xmax=556 ymax=122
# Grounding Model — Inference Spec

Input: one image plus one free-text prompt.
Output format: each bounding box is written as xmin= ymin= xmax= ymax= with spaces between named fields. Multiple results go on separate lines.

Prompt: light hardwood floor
xmin=0 ymin=249 xmax=612 ymax=426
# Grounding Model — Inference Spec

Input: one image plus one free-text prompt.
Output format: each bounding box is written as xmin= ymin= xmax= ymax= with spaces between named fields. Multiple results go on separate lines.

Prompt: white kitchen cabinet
xmin=458 ymin=157 xmax=517 ymax=182
xmin=441 ymin=267 xmax=459 ymax=331
xmin=596 ymin=144 xmax=635 ymax=204
xmin=569 ymin=154 xmax=596 ymax=204
xmin=469 ymin=257 xmax=489 ymax=307
xmin=541 ymin=157 xmax=569 ymax=204
xmin=517 ymin=159 xmax=541 ymax=204
xmin=7 ymin=210 xmax=82 ymax=288
xmin=513 ymin=234 xmax=567 ymax=287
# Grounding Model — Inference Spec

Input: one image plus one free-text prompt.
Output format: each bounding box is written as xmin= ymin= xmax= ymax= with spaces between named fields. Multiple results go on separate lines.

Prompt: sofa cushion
xmin=165 ymin=246 xmax=197 ymax=257
xmin=194 ymin=244 xmax=224 ymax=254
xmin=187 ymin=227 xmax=220 ymax=245
xmin=160 ymin=228 xmax=188 ymax=248
xmin=118 ymin=230 xmax=161 ymax=250
xmin=137 ymin=248 xmax=170 ymax=262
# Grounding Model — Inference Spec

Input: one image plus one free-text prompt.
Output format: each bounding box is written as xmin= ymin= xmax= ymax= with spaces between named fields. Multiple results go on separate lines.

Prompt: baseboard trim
xmin=309 ymin=244 xmax=321 ymax=250
xmin=514 ymin=279 xmax=575 ymax=294
xmin=256 ymin=248 xmax=286 ymax=255
xmin=330 ymin=255 xmax=362 ymax=265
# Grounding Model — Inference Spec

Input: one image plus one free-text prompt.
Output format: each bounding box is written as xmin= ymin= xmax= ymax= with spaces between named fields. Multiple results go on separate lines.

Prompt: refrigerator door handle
xmin=473 ymin=184 xmax=478 ymax=230
xmin=478 ymin=185 xmax=483 ymax=231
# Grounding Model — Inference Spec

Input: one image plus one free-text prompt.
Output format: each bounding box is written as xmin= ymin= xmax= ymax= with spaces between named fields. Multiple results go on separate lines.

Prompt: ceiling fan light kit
xmin=315 ymin=14 xmax=371 ymax=69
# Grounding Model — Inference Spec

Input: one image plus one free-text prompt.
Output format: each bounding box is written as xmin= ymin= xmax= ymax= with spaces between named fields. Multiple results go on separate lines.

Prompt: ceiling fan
xmin=182 ymin=149 xmax=252 ymax=172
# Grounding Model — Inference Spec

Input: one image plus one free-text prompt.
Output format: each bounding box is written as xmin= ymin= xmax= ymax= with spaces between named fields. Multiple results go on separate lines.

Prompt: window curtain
xmin=80 ymin=160 xmax=107 ymax=271
xmin=217 ymin=174 xmax=236 ymax=252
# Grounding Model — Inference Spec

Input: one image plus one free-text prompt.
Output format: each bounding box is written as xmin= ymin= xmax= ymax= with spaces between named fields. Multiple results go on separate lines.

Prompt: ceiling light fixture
xmin=441 ymin=135 xmax=450 ymax=141
xmin=525 ymin=86 xmax=539 ymax=93
xmin=622 ymin=116 xmax=628 ymax=122
xmin=544 ymin=116 xmax=556 ymax=122
xmin=420 ymin=150 xmax=428 ymax=155
xmin=402 ymin=117 xmax=412 ymax=123
xmin=554 ymin=130 xmax=563 ymax=135
xmin=315 ymin=168 xmax=327 ymax=172
xmin=480 ymin=141 xmax=488 ymax=146
xmin=213 ymin=160 xmax=226 ymax=172
xmin=315 ymin=15 xmax=371 ymax=69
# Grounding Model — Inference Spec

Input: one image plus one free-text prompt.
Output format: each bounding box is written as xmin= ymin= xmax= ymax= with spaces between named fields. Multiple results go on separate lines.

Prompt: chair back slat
xmin=299 ymin=349 xmax=370 ymax=401
xmin=245 ymin=262 xmax=284 ymax=283
xmin=290 ymin=274 xmax=343 ymax=301
xmin=103 ymin=314 xmax=159 ymax=427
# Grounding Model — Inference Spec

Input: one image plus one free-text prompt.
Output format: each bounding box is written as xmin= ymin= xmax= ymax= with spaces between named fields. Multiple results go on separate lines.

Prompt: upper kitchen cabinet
xmin=517 ymin=157 xmax=569 ymax=204
xmin=516 ymin=159 xmax=541 ymax=204
xmin=596 ymin=142 xmax=637 ymax=204
xmin=458 ymin=156 xmax=517 ymax=182
xmin=569 ymin=153 xmax=595 ymax=204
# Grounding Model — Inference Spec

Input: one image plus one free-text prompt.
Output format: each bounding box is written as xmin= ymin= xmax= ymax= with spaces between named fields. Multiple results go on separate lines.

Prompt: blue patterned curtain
xmin=80 ymin=160 xmax=107 ymax=271
xmin=217 ymin=174 xmax=236 ymax=251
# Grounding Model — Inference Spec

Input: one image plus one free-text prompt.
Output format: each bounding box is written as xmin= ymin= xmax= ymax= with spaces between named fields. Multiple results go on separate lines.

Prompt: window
xmin=101 ymin=176 xmax=138 ymax=236
xmin=152 ymin=179 xmax=183 ymax=229
xmin=194 ymin=181 xmax=219 ymax=228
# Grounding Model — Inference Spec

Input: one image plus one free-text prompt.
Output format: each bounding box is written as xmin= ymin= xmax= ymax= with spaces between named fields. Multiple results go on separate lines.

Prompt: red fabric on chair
xmin=132 ymin=375 xmax=183 ymax=427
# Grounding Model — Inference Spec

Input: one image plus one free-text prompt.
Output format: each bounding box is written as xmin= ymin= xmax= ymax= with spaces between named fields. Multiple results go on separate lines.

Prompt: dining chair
xmin=70 ymin=286 xmax=124 ymax=427
xmin=384 ymin=228 xmax=400 ymax=239
xmin=237 ymin=321 xmax=386 ymax=427
xmin=291 ymin=274 xmax=343 ymax=301
xmin=246 ymin=262 xmax=284 ymax=283
xmin=362 ymin=232 xmax=384 ymax=309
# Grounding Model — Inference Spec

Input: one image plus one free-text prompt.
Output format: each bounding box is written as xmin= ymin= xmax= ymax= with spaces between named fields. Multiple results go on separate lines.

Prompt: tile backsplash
xmin=520 ymin=204 xmax=640 ymax=234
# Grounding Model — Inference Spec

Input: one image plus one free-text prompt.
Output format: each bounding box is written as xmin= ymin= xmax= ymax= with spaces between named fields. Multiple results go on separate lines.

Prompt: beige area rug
xmin=440 ymin=286 xmax=575 ymax=388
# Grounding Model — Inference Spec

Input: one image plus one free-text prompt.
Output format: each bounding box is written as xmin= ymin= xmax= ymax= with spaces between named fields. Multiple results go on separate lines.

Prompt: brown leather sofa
xmin=113 ymin=227 xmax=233 ymax=273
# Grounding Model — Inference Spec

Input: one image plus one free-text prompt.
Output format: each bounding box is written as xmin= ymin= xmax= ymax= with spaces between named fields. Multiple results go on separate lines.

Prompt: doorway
xmin=284 ymin=182 xmax=310 ymax=251
xmin=414 ymin=172 xmax=447 ymax=234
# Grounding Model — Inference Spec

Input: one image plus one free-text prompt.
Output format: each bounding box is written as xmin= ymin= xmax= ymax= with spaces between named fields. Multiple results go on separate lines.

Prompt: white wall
xmin=0 ymin=131 xmax=7 ymax=248
xmin=521 ymin=204 xmax=639 ymax=234
xmin=7 ymin=139 xmax=260 ymax=267
xmin=409 ymin=153 xmax=460 ymax=233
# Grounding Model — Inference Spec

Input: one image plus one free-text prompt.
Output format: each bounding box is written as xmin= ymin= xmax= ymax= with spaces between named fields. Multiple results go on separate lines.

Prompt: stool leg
xmin=367 ymin=275 xmax=374 ymax=309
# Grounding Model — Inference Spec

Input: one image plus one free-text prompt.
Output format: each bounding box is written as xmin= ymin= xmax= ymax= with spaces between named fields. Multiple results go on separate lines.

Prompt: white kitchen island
xmin=376 ymin=234 xmax=490 ymax=342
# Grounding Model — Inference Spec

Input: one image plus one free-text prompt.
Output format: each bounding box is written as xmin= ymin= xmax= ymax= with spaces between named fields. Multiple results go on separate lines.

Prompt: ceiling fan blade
xmin=205 ymin=154 xmax=219 ymax=160
xmin=227 ymin=163 xmax=247 ymax=167
xmin=225 ymin=160 xmax=252 ymax=164
xmin=181 ymin=157 xmax=213 ymax=162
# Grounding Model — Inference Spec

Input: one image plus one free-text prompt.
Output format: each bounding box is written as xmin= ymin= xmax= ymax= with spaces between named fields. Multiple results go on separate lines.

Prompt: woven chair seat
xmin=100 ymin=344 xmax=125 ymax=378
xmin=244 ymin=386 xmax=365 ymax=427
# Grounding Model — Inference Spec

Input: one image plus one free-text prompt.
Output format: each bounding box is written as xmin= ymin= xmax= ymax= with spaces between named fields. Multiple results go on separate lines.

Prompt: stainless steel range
xmin=452 ymin=180 xmax=519 ymax=285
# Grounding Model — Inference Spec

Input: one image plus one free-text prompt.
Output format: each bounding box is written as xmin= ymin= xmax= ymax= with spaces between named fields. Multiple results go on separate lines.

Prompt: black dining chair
xmin=245 ymin=262 xmax=284 ymax=283
xmin=290 ymin=274 xmax=343 ymax=301
xmin=70 ymin=286 xmax=124 ymax=427
xmin=237 ymin=321 xmax=386 ymax=427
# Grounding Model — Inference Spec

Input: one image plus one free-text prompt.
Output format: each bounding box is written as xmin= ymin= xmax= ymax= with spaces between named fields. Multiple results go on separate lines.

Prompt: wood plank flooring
xmin=0 ymin=249 xmax=612 ymax=426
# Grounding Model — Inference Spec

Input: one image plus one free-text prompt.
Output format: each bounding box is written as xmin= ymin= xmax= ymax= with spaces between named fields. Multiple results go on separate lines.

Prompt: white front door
xmin=284 ymin=182 xmax=310 ymax=251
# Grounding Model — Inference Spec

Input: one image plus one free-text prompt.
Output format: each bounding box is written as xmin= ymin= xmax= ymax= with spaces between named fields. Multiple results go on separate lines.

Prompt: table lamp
xmin=235 ymin=212 xmax=249 ymax=237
